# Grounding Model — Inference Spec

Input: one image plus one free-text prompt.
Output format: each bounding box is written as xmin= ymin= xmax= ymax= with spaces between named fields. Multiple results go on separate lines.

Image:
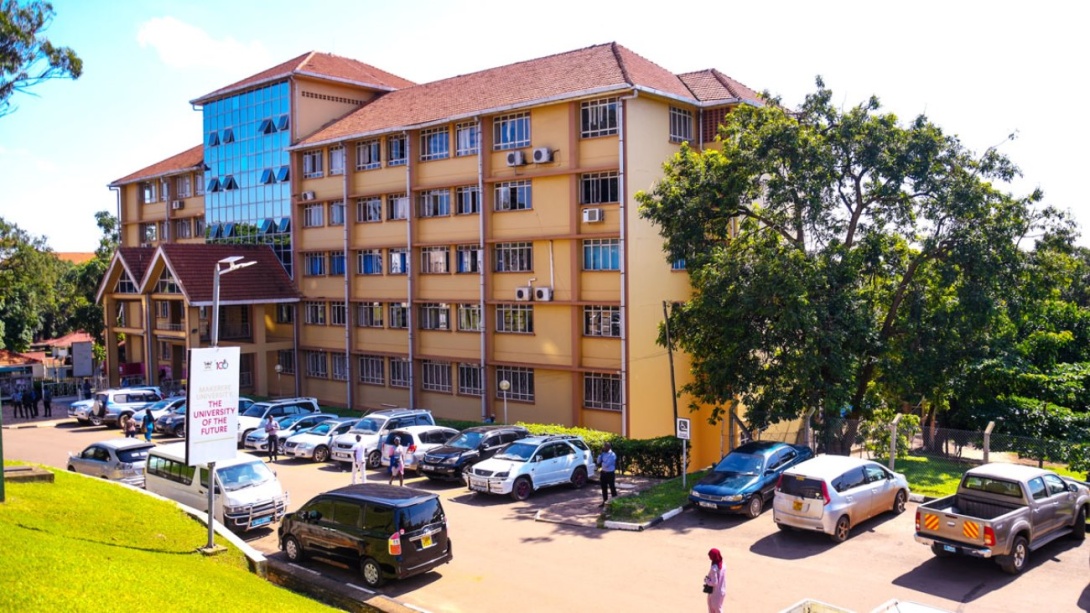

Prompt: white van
xmin=145 ymin=442 xmax=288 ymax=531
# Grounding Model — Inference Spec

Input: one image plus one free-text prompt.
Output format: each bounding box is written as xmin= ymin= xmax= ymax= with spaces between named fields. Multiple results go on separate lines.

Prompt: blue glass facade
xmin=202 ymin=81 xmax=294 ymax=275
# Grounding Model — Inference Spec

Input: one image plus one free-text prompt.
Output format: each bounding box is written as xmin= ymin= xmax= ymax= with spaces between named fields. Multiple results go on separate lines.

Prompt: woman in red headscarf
xmin=703 ymin=548 xmax=726 ymax=612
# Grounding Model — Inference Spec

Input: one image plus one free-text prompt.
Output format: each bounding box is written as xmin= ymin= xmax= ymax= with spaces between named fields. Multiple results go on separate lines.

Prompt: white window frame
xmin=388 ymin=194 xmax=409 ymax=220
xmin=495 ymin=180 xmax=531 ymax=211
xmin=305 ymin=351 xmax=328 ymax=378
xmin=580 ymin=171 xmax=619 ymax=205
xmin=456 ymin=244 xmax=483 ymax=273
xmin=329 ymin=200 xmax=345 ymax=226
xmin=584 ymin=372 xmax=622 ymax=411
xmin=419 ymin=126 xmax=450 ymax=161
xmin=496 ymin=304 xmax=533 ymax=334
xmin=330 ymin=302 xmax=347 ymax=326
xmin=329 ymin=145 xmax=345 ymax=175
xmin=389 ymin=248 xmax=409 ymax=275
xmin=390 ymin=358 xmax=411 ymax=388
xmin=175 ymin=174 xmax=192 ymax=198
xmin=584 ymin=305 xmax=621 ymax=337
xmin=496 ymin=366 xmax=534 ymax=402
xmin=356 ymin=139 xmax=381 ymax=170
xmin=303 ymin=203 xmax=324 ymax=227
xmin=303 ymin=150 xmax=324 ymax=178
xmin=493 ymin=112 xmax=530 ymax=150
xmin=419 ymin=303 xmax=451 ymax=331
xmin=494 ymin=242 xmax=532 ymax=272
xmin=581 ymin=98 xmax=619 ymax=138
xmin=358 ymin=355 xmax=385 ymax=385
xmin=670 ymin=106 xmax=694 ymax=143
xmin=357 ymin=249 xmax=383 ymax=275
xmin=387 ymin=135 xmax=407 ymax=166
xmin=421 ymin=360 xmax=452 ymax=393
xmin=421 ymin=246 xmax=449 ymax=274
xmin=357 ymin=196 xmax=382 ymax=222
xmin=456 ymin=122 xmax=479 ymax=156
xmin=456 ymin=185 xmax=480 ymax=215
xmin=583 ymin=238 xmax=620 ymax=271
xmin=356 ymin=302 xmax=384 ymax=328
xmin=418 ymin=189 xmax=450 ymax=217
xmin=457 ymin=304 xmax=482 ymax=332
xmin=458 ymin=363 xmax=483 ymax=396
xmin=304 ymin=301 xmax=326 ymax=325
xmin=303 ymin=252 xmax=327 ymax=277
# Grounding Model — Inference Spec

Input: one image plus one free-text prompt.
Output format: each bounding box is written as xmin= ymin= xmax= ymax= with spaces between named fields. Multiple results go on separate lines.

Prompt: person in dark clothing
xmin=82 ymin=379 xmax=92 ymax=400
xmin=14 ymin=390 xmax=26 ymax=419
xmin=596 ymin=442 xmax=618 ymax=507
xmin=42 ymin=387 xmax=52 ymax=417
xmin=32 ymin=388 xmax=41 ymax=418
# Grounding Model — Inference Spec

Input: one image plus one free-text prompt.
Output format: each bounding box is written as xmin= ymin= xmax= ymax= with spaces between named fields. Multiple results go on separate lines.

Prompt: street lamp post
xmin=274 ymin=364 xmax=282 ymax=397
xmin=499 ymin=379 xmax=511 ymax=425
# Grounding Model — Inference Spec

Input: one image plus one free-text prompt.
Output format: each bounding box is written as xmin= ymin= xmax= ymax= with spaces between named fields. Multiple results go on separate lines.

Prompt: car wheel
xmin=570 ymin=466 xmax=588 ymax=489
xmin=278 ymin=441 xmax=286 ymax=456
xmin=313 ymin=446 xmax=330 ymax=463
xmin=89 ymin=413 xmax=103 ymax=427
xmin=66 ymin=466 xmax=75 ymax=472
xmin=1072 ymin=508 xmax=1086 ymax=541
xmin=367 ymin=450 xmax=381 ymax=469
xmin=240 ymin=430 xmax=254 ymax=446
xmin=360 ymin=557 xmax=384 ymax=588
xmin=999 ymin=535 xmax=1028 ymax=575
xmin=174 ymin=424 xmax=185 ymax=438
xmin=831 ymin=515 xmax=851 ymax=543
xmin=745 ymin=495 xmax=763 ymax=519
xmin=511 ymin=476 xmax=533 ymax=501
xmin=283 ymin=536 xmax=304 ymax=562
xmin=892 ymin=490 xmax=907 ymax=515
xmin=76 ymin=418 xmax=90 ymax=425
xmin=930 ymin=543 xmax=955 ymax=558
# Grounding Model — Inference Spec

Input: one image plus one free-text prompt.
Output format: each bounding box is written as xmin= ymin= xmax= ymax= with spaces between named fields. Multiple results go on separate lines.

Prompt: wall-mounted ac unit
xmin=534 ymin=287 xmax=553 ymax=301
xmin=515 ymin=286 xmax=533 ymax=301
xmin=532 ymin=147 xmax=553 ymax=163
xmin=582 ymin=208 xmax=604 ymax=223
xmin=505 ymin=151 xmax=526 ymax=167
xmin=171 ymin=200 xmax=184 ymax=210
xmin=140 ymin=243 xmax=150 ymax=248
xmin=300 ymin=191 xmax=317 ymax=201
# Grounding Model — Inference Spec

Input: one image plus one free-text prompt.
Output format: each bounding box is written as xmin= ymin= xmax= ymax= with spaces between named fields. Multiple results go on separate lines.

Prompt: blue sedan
xmin=689 ymin=441 xmax=813 ymax=518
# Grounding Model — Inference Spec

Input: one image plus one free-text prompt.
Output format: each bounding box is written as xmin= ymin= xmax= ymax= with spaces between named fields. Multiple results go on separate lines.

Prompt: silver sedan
xmin=67 ymin=439 xmax=155 ymax=487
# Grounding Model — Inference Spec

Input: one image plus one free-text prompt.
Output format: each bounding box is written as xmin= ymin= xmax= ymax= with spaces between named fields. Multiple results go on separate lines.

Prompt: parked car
xmin=244 ymin=413 xmax=339 ymax=453
xmin=279 ymin=483 xmax=453 ymax=588
xmin=330 ymin=408 xmax=435 ymax=468
xmin=378 ymin=426 xmax=460 ymax=473
xmin=156 ymin=397 xmax=254 ymax=438
xmin=419 ymin=425 xmax=530 ymax=482
xmin=772 ymin=455 xmax=910 ymax=542
xmin=689 ymin=441 xmax=814 ymax=518
xmin=89 ymin=387 xmax=164 ymax=427
xmin=137 ymin=397 xmax=186 ymax=424
xmin=468 ymin=434 xmax=596 ymax=501
xmin=236 ymin=397 xmax=320 ymax=444
xmin=68 ymin=398 xmax=96 ymax=424
xmin=67 ymin=438 xmax=155 ymax=487
xmin=282 ymin=417 xmax=358 ymax=462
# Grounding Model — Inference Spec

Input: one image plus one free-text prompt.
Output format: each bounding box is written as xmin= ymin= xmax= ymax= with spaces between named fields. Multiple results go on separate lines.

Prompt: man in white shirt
xmin=351 ymin=434 xmax=367 ymax=484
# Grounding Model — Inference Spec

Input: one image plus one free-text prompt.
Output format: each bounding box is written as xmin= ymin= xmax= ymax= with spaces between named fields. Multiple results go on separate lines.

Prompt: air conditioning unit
xmin=532 ymin=147 xmax=553 ymax=163
xmin=139 ymin=243 xmax=150 ymax=248
xmin=505 ymin=150 xmax=526 ymax=167
xmin=171 ymin=200 xmax=184 ymax=210
xmin=300 ymin=191 xmax=316 ymax=201
xmin=582 ymin=208 xmax=604 ymax=223
xmin=534 ymin=287 xmax=553 ymax=301
xmin=515 ymin=286 xmax=533 ymax=302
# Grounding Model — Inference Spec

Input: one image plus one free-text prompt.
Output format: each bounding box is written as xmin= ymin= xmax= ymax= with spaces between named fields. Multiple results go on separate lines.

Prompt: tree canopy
xmin=0 ymin=0 xmax=81 ymax=116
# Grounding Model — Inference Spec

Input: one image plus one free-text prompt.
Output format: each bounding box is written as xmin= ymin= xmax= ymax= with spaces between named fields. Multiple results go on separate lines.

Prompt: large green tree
xmin=637 ymin=80 xmax=1046 ymax=433
xmin=0 ymin=217 xmax=63 ymax=351
xmin=0 ymin=0 xmax=81 ymax=116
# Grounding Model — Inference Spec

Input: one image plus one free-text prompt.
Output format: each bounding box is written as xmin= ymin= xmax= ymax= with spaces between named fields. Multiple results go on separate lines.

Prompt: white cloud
xmin=137 ymin=16 xmax=270 ymax=73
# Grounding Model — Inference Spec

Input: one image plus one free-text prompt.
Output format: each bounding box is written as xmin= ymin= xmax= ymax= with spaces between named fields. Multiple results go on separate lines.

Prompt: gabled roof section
xmin=298 ymin=42 xmax=717 ymax=147
xmin=677 ymin=69 xmax=762 ymax=105
xmin=109 ymin=144 xmax=204 ymax=187
xmin=36 ymin=331 xmax=94 ymax=348
xmin=0 ymin=348 xmax=40 ymax=367
xmin=148 ymin=244 xmax=299 ymax=306
xmin=96 ymin=246 xmax=156 ymax=303
xmin=190 ymin=51 xmax=416 ymax=105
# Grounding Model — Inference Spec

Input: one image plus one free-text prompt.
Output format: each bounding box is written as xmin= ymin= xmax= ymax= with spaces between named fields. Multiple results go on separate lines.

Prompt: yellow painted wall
xmin=355 ymin=327 xmax=409 ymax=355
xmin=354 ymin=384 xmax=410 ymax=412
xmin=351 ymin=274 xmax=407 ymax=301
xmin=293 ymin=78 xmax=379 ymax=145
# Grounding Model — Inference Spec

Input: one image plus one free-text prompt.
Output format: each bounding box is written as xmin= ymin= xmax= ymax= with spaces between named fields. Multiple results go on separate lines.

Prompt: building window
xmin=330 ymin=251 xmax=346 ymax=276
xmin=389 ymin=248 xmax=408 ymax=275
xmin=456 ymin=122 xmax=479 ymax=156
xmin=303 ymin=150 xmax=324 ymax=178
xmin=140 ymin=223 xmax=157 ymax=243
xmin=495 ymin=180 xmax=531 ymax=211
xmin=389 ymin=302 xmax=409 ymax=329
xmin=583 ymin=238 xmax=620 ymax=271
xmin=358 ymin=355 xmax=384 ymax=385
xmin=304 ymin=301 xmax=326 ymax=325
xmin=584 ymin=373 xmax=622 ymax=411
xmin=456 ymin=244 xmax=482 ymax=273
xmin=328 ymin=146 xmax=345 ymax=175
xmin=493 ymin=112 xmax=530 ymax=150
xmin=220 ymin=128 xmax=235 ymax=144
xmin=458 ymin=363 xmax=483 ymax=396
xmin=195 ymin=174 xmax=205 ymax=196
xmin=357 ymin=249 xmax=383 ymax=275
xmin=496 ymin=366 xmax=534 ymax=402
xmin=329 ymin=200 xmax=345 ymax=226
xmin=671 ymin=258 xmax=686 ymax=270
xmin=580 ymin=171 xmax=619 ymax=204
xmin=581 ymin=98 xmax=618 ymax=138
xmin=222 ymin=175 xmax=239 ymax=191
xmin=421 ymin=247 xmax=449 ymax=274
xmin=494 ymin=242 xmax=532 ymax=272
xmin=194 ymin=217 xmax=206 ymax=236
xmin=276 ymin=304 xmax=294 ymax=324
xmin=356 ymin=302 xmax=383 ymax=327
xmin=276 ymin=166 xmax=290 ymax=182
xmin=277 ymin=349 xmax=295 ymax=374
xmin=305 ymin=351 xmax=328 ymax=378
xmin=303 ymin=204 xmax=324 ymax=228
xmin=496 ymin=304 xmax=533 ymax=334
xmin=418 ymin=189 xmax=450 ymax=217
xmin=584 ymin=305 xmax=621 ymax=337
xmin=456 ymin=185 xmax=480 ymax=215
xmin=421 ymin=360 xmax=452 ymax=392
xmin=390 ymin=358 xmax=411 ymax=388
xmin=357 ymin=196 xmax=382 ymax=223
xmin=387 ymin=194 xmax=409 ymax=220
xmin=387 ymin=135 xmax=407 ymax=166
xmin=160 ymin=179 xmax=170 ymax=201
xmin=206 ymin=131 xmax=219 ymax=147
xmin=670 ymin=106 xmax=694 ymax=143
xmin=457 ymin=304 xmax=482 ymax=332
xmin=419 ymin=127 xmax=450 ymax=161
xmin=356 ymin=139 xmax=381 ymax=170
xmin=331 ymin=353 xmax=349 ymax=381
xmin=141 ymin=182 xmax=156 ymax=204
xmin=419 ymin=303 xmax=451 ymax=330
xmin=173 ymin=218 xmax=191 ymax=239
xmin=330 ymin=301 xmax=347 ymax=326
xmin=175 ymin=175 xmax=192 ymax=198
xmin=304 ymin=252 xmax=326 ymax=276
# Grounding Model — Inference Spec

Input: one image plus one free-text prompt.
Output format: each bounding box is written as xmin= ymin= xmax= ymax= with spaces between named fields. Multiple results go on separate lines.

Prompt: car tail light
xmin=388 ymin=530 xmax=402 ymax=555
xmin=821 ymin=481 xmax=831 ymax=506
xmin=984 ymin=526 xmax=996 ymax=547
xmin=914 ymin=510 xmax=921 ymax=531
xmin=775 ymin=474 xmax=783 ymax=491
xmin=120 ymin=462 xmax=134 ymax=470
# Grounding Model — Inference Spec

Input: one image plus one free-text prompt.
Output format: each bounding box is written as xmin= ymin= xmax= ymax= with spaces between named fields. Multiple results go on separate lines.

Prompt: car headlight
xmin=493 ymin=471 xmax=509 ymax=479
xmin=724 ymin=494 xmax=743 ymax=502
xmin=442 ymin=456 xmax=459 ymax=465
xmin=297 ymin=442 xmax=314 ymax=450
xmin=223 ymin=504 xmax=247 ymax=515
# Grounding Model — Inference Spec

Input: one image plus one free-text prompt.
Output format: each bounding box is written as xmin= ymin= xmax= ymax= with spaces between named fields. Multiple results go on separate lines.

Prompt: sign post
xmin=676 ymin=417 xmax=691 ymax=488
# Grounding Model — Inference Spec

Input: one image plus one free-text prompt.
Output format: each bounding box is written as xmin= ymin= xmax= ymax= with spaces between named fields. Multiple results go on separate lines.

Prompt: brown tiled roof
xmin=36 ymin=331 xmax=95 ymax=348
xmin=118 ymin=246 xmax=156 ymax=284
xmin=152 ymin=244 xmax=299 ymax=306
xmin=0 ymin=348 xmax=40 ymax=366
xmin=299 ymin=42 xmax=740 ymax=147
xmin=55 ymin=252 xmax=95 ymax=265
xmin=109 ymin=144 xmax=204 ymax=186
xmin=677 ymin=69 xmax=762 ymax=104
xmin=190 ymin=51 xmax=416 ymax=105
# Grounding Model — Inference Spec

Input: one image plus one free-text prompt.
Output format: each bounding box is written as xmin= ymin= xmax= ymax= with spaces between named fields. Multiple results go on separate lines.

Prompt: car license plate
xmin=421 ymin=533 xmax=434 ymax=548
xmin=252 ymin=516 xmax=271 ymax=527
xmin=469 ymin=478 xmax=487 ymax=491
xmin=943 ymin=544 xmax=956 ymax=553
xmin=421 ymin=464 xmax=435 ymax=471
xmin=792 ymin=500 xmax=802 ymax=511
xmin=699 ymin=501 xmax=718 ymax=509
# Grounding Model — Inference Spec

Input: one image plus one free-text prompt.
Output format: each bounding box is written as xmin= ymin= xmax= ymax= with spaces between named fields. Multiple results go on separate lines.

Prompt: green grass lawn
xmin=0 ymin=462 xmax=339 ymax=612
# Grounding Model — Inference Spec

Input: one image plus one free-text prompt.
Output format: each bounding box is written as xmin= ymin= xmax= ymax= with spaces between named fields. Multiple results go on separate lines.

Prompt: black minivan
xmin=279 ymin=484 xmax=453 ymax=587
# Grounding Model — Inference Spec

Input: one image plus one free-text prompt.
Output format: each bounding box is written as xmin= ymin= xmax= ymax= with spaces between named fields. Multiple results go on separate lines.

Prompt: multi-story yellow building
xmin=101 ymin=43 xmax=760 ymax=466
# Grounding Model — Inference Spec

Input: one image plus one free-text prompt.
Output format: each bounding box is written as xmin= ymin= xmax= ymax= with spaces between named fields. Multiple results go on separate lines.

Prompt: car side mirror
xmin=1070 ymin=483 xmax=1080 ymax=493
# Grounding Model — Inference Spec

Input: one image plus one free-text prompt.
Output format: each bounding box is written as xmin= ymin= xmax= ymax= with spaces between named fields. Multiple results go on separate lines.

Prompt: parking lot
xmin=5 ymin=412 xmax=1090 ymax=612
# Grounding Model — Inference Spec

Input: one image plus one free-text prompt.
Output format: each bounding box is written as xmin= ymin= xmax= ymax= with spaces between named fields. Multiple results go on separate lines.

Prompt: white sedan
xmin=379 ymin=426 xmax=460 ymax=473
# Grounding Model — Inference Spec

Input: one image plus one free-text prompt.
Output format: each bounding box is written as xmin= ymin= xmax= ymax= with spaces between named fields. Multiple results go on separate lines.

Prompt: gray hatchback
xmin=67 ymin=438 xmax=155 ymax=487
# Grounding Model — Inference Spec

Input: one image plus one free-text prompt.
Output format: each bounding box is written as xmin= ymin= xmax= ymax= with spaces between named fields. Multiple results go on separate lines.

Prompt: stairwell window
xmin=387 ymin=194 xmax=409 ymax=220
xmin=456 ymin=186 xmax=480 ymax=215
xmin=493 ymin=112 xmax=530 ymax=150
xmin=419 ymin=303 xmax=451 ymax=330
xmin=357 ymin=197 xmax=382 ymax=222
xmin=584 ymin=305 xmax=621 ymax=337
xmin=357 ymin=250 xmax=383 ymax=275
xmin=358 ymin=355 xmax=384 ymax=385
xmin=421 ymin=247 xmax=449 ymax=274
xmin=458 ymin=364 xmax=483 ymax=396
xmin=389 ymin=303 xmax=409 ymax=329
xmin=495 ymin=180 xmax=531 ymax=211
xmin=456 ymin=245 xmax=482 ymax=273
xmin=670 ymin=106 xmax=694 ymax=143
xmin=581 ymin=98 xmax=618 ymax=138
xmin=420 ymin=127 xmax=450 ymax=161
xmin=389 ymin=248 xmax=408 ymax=275
xmin=303 ymin=150 xmax=324 ymax=178
xmin=584 ymin=373 xmax=622 ymax=411
xmin=457 ymin=304 xmax=482 ymax=332
xmin=422 ymin=360 xmax=452 ymax=392
xmin=390 ymin=358 xmax=411 ymax=388
xmin=418 ymin=189 xmax=450 ymax=217
xmin=303 ymin=204 xmax=324 ymax=227
xmin=304 ymin=301 xmax=326 ymax=325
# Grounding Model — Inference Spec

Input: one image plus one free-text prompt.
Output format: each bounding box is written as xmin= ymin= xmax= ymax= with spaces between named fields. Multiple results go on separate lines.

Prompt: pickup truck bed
xmin=927 ymin=495 xmax=1021 ymax=520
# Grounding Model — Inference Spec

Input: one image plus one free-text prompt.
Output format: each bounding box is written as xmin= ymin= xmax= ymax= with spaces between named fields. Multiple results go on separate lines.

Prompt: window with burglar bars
xmin=389 ymin=302 xmax=409 ymax=329
xmin=495 ymin=180 xmax=531 ymax=211
xmin=390 ymin=358 xmax=411 ymax=388
xmin=457 ymin=304 xmax=482 ymax=331
xmin=496 ymin=366 xmax=534 ymax=402
xmin=277 ymin=349 xmax=295 ymax=375
xmin=304 ymin=301 xmax=326 ymax=325
xmin=306 ymin=351 xmax=328 ymax=378
xmin=580 ymin=172 xmax=619 ymax=204
xmin=303 ymin=150 xmax=324 ymax=178
xmin=358 ymin=355 xmax=384 ymax=385
xmin=356 ymin=139 xmax=381 ymax=170
xmin=330 ymin=302 xmax=347 ymax=326
xmin=389 ymin=248 xmax=408 ymax=274
xmin=357 ymin=249 xmax=382 ymax=275
xmin=583 ymin=238 xmax=620 ymax=270
xmin=388 ymin=135 xmax=407 ymax=166
xmin=421 ymin=360 xmax=452 ymax=392
xmin=584 ymin=305 xmax=621 ymax=337
xmin=670 ymin=106 xmax=694 ymax=143
xmin=357 ymin=196 xmax=382 ymax=222
xmin=388 ymin=194 xmax=409 ymax=220
xmin=331 ymin=353 xmax=349 ymax=381
xmin=356 ymin=302 xmax=383 ymax=328
xmin=456 ymin=185 xmax=480 ymax=215
xmin=456 ymin=244 xmax=483 ymax=273
xmin=584 ymin=373 xmax=622 ymax=411
xmin=456 ymin=122 xmax=479 ymax=156
xmin=329 ymin=146 xmax=345 ymax=175
xmin=303 ymin=252 xmax=326 ymax=276
xmin=418 ymin=189 xmax=451 ymax=217
xmin=459 ymin=363 xmax=483 ymax=396
xmin=303 ymin=204 xmax=324 ymax=227
xmin=493 ymin=112 xmax=530 ymax=150
xmin=581 ymin=98 xmax=618 ymax=138
xmin=494 ymin=242 xmax=532 ymax=272
xmin=420 ymin=127 xmax=450 ymax=161
xmin=419 ymin=303 xmax=451 ymax=330
xmin=496 ymin=304 xmax=533 ymax=333
xmin=421 ymin=246 xmax=449 ymax=273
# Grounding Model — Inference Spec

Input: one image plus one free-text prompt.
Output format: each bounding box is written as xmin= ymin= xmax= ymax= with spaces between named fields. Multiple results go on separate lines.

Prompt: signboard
xmin=71 ymin=341 xmax=94 ymax=378
xmin=185 ymin=346 xmax=240 ymax=466
xmin=676 ymin=417 xmax=691 ymax=440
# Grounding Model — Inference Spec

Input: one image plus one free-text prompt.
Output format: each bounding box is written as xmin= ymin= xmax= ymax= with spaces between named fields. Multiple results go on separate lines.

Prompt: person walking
xmin=42 ymin=387 xmax=52 ymax=417
xmin=31 ymin=387 xmax=41 ymax=418
xmin=120 ymin=413 xmax=134 ymax=438
xmin=703 ymin=548 xmax=727 ymax=613
xmin=597 ymin=441 xmax=618 ymax=507
xmin=351 ymin=435 xmax=367 ymax=484
xmin=264 ymin=416 xmax=280 ymax=462
xmin=387 ymin=436 xmax=406 ymax=486
xmin=82 ymin=379 xmax=92 ymax=400
xmin=142 ymin=409 xmax=155 ymax=442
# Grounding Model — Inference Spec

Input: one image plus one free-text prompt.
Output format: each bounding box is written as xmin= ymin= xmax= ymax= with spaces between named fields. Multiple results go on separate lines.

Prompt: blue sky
xmin=1 ymin=0 xmax=1087 ymax=252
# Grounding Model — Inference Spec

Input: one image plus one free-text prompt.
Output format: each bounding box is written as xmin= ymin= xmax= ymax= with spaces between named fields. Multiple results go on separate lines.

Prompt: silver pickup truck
xmin=914 ymin=462 xmax=1089 ymax=574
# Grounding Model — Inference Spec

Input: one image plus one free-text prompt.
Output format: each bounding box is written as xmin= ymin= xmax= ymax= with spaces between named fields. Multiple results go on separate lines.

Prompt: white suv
xmin=236 ymin=397 xmax=320 ymax=444
xmin=330 ymin=408 xmax=435 ymax=468
xmin=468 ymin=434 xmax=597 ymax=501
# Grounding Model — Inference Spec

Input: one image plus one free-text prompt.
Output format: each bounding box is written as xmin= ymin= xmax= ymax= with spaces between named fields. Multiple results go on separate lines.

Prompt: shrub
xmin=518 ymin=422 xmax=687 ymax=478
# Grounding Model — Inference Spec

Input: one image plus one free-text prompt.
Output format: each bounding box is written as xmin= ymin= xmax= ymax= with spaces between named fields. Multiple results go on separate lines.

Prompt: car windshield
xmin=116 ymin=447 xmax=152 ymax=462
xmin=147 ymin=399 xmax=176 ymax=411
xmin=241 ymin=403 xmax=271 ymax=418
xmin=494 ymin=442 xmax=535 ymax=462
xmin=350 ymin=417 xmax=384 ymax=434
xmin=713 ymin=452 xmax=764 ymax=476
xmin=217 ymin=461 xmax=274 ymax=491
xmin=278 ymin=414 xmax=305 ymax=427
xmin=446 ymin=431 xmax=485 ymax=449
xmin=308 ymin=422 xmax=336 ymax=435
xmin=169 ymin=405 xmax=186 ymax=415
xmin=397 ymin=498 xmax=444 ymax=533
